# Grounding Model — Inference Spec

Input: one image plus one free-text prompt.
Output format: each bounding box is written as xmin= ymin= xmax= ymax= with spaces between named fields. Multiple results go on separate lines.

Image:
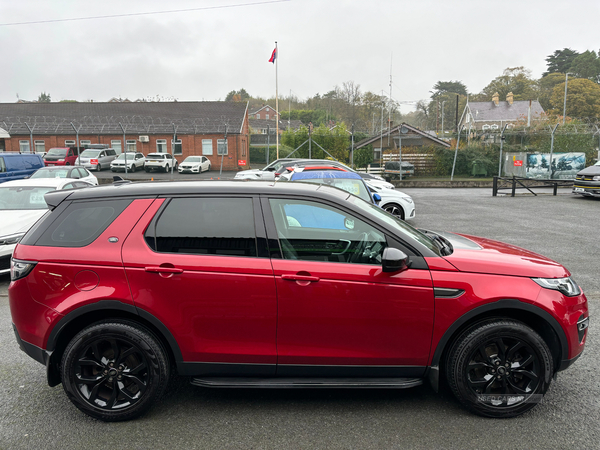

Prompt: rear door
xmin=122 ymin=195 xmax=277 ymax=375
xmin=263 ymin=196 xmax=435 ymax=377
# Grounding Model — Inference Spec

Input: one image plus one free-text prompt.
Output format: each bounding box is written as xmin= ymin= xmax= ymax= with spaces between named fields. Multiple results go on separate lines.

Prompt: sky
xmin=1 ymin=0 xmax=599 ymax=113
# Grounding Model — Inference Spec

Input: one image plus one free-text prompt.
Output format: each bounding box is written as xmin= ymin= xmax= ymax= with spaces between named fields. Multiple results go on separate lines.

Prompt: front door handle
xmin=282 ymin=274 xmax=320 ymax=283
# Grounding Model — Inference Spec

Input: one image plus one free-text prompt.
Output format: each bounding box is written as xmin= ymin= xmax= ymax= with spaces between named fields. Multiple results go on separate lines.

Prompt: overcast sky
xmin=1 ymin=0 xmax=598 ymax=112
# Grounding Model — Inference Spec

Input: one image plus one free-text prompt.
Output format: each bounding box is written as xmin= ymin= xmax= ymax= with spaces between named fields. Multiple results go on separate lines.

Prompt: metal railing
xmin=492 ymin=176 xmax=574 ymax=196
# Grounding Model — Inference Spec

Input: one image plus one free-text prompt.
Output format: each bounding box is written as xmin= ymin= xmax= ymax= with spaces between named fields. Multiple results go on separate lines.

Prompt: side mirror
xmin=372 ymin=193 xmax=382 ymax=205
xmin=382 ymin=247 xmax=409 ymax=273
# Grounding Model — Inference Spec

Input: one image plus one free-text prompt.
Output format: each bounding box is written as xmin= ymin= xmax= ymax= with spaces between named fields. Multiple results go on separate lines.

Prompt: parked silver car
xmin=75 ymin=148 xmax=118 ymax=171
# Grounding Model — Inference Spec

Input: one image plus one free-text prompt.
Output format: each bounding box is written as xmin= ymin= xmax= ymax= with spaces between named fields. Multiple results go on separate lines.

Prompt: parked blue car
xmin=0 ymin=153 xmax=45 ymax=183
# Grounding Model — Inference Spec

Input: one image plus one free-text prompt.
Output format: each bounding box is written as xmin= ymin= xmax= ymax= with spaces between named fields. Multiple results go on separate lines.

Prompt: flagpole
xmin=275 ymin=41 xmax=279 ymax=159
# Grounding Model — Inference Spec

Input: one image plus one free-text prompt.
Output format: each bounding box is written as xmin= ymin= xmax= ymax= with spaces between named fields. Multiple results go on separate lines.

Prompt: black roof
xmin=0 ymin=101 xmax=248 ymax=136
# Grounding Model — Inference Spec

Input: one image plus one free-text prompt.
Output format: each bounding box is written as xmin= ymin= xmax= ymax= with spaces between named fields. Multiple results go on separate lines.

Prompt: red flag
xmin=268 ymin=47 xmax=277 ymax=63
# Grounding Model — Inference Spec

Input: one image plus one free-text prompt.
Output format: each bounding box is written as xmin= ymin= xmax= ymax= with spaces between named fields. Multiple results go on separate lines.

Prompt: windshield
xmin=80 ymin=150 xmax=101 ymax=158
xmin=30 ymin=168 xmax=70 ymax=179
xmin=352 ymin=197 xmax=439 ymax=254
xmin=46 ymin=148 xmax=67 ymax=157
xmin=0 ymin=186 xmax=55 ymax=210
xmin=184 ymin=156 xmax=202 ymax=163
xmin=115 ymin=153 xmax=137 ymax=160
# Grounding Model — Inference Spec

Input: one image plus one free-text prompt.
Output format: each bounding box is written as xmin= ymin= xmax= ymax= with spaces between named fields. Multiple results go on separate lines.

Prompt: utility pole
xmin=441 ymin=101 xmax=446 ymax=138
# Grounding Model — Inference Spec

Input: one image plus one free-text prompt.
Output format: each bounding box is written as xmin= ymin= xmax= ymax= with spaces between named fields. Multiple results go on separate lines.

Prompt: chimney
xmin=506 ymin=92 xmax=514 ymax=105
xmin=492 ymin=92 xmax=499 ymax=106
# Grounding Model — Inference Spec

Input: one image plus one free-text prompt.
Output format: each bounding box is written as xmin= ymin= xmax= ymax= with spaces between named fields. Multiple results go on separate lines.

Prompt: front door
xmin=265 ymin=197 xmax=434 ymax=377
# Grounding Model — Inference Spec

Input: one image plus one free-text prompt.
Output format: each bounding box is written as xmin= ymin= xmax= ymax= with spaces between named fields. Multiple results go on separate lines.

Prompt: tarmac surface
xmin=1 ymin=187 xmax=598 ymax=450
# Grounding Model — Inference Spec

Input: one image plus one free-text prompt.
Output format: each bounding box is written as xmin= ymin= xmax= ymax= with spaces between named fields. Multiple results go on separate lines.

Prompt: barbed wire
xmin=1 ymin=115 xmax=237 ymax=136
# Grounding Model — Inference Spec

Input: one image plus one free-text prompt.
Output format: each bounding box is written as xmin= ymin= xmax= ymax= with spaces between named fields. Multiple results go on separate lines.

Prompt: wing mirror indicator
xmin=382 ymin=247 xmax=409 ymax=273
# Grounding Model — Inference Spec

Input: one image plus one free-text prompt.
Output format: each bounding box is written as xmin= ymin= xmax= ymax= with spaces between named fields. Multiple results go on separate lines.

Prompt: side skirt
xmin=191 ymin=377 xmax=423 ymax=389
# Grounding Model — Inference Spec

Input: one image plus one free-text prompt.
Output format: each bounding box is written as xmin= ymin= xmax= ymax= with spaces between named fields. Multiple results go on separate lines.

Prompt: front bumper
xmin=573 ymin=184 xmax=600 ymax=197
xmin=178 ymin=166 xmax=200 ymax=173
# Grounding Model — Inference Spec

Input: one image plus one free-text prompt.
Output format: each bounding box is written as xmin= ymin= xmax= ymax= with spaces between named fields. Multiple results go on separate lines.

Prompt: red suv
xmin=9 ymin=181 xmax=588 ymax=421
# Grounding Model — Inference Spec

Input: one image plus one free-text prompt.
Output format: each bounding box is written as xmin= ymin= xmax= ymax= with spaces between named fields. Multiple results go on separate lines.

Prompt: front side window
xmin=156 ymin=139 xmax=167 ymax=153
xmin=269 ymin=198 xmax=386 ymax=264
xmin=146 ymin=197 xmax=257 ymax=257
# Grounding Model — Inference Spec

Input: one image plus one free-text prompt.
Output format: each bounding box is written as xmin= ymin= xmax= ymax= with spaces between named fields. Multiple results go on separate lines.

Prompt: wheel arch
xmin=427 ymin=299 xmax=567 ymax=392
xmin=382 ymin=202 xmax=405 ymax=220
xmin=45 ymin=301 xmax=182 ymax=387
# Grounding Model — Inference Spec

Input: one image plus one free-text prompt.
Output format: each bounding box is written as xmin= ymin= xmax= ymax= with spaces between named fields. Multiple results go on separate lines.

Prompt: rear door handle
xmin=145 ymin=266 xmax=183 ymax=274
xmin=282 ymin=274 xmax=320 ymax=282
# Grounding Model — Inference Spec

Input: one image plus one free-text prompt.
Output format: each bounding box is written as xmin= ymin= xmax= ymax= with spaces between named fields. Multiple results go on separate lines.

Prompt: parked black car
xmin=572 ymin=160 xmax=600 ymax=197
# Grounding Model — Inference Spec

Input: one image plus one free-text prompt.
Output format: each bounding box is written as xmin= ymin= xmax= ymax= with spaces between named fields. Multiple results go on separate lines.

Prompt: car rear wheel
xmin=61 ymin=321 xmax=170 ymax=422
xmin=445 ymin=319 xmax=553 ymax=418
xmin=383 ymin=203 xmax=405 ymax=220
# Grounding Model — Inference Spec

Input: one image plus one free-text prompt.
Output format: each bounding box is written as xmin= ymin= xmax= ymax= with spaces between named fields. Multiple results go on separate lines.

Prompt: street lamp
xmin=562 ymin=73 xmax=574 ymax=125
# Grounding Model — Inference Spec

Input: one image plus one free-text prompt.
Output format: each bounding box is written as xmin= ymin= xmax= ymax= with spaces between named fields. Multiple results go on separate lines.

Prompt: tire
xmin=207 ymin=164 xmax=211 ymax=172
xmin=61 ymin=321 xmax=170 ymax=422
xmin=383 ymin=203 xmax=405 ymax=220
xmin=145 ymin=168 xmax=150 ymax=173
xmin=130 ymin=164 xmax=136 ymax=173
xmin=96 ymin=164 xmax=101 ymax=172
xmin=445 ymin=319 xmax=553 ymax=418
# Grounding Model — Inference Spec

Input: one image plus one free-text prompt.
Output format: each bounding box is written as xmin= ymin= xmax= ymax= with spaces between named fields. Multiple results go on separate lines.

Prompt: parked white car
xmin=0 ymin=178 xmax=93 ymax=274
xmin=110 ymin=152 xmax=146 ymax=173
xmin=365 ymin=181 xmax=415 ymax=221
xmin=144 ymin=153 xmax=177 ymax=173
xmin=178 ymin=156 xmax=211 ymax=174
xmin=359 ymin=172 xmax=395 ymax=189
xmin=29 ymin=166 xmax=98 ymax=185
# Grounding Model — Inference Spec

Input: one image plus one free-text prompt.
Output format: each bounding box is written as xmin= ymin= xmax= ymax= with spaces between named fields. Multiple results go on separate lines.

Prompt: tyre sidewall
xmin=447 ymin=320 xmax=553 ymax=418
xmin=61 ymin=321 xmax=169 ymax=421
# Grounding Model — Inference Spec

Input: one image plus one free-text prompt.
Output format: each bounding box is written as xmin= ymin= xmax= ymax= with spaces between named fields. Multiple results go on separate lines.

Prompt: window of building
xmin=217 ymin=139 xmax=228 ymax=155
xmin=34 ymin=140 xmax=45 ymax=153
xmin=126 ymin=140 xmax=137 ymax=152
xmin=202 ymin=139 xmax=213 ymax=155
xmin=482 ymin=124 xmax=490 ymax=130
xmin=145 ymin=197 xmax=257 ymax=257
xmin=110 ymin=140 xmax=122 ymax=153
xmin=269 ymin=198 xmax=386 ymax=264
xmin=266 ymin=114 xmax=269 ymax=120
xmin=80 ymin=140 xmax=91 ymax=147
xmin=491 ymin=124 xmax=499 ymax=130
xmin=156 ymin=139 xmax=167 ymax=153
xmin=65 ymin=140 xmax=76 ymax=147
xmin=19 ymin=140 xmax=31 ymax=153
xmin=171 ymin=139 xmax=182 ymax=155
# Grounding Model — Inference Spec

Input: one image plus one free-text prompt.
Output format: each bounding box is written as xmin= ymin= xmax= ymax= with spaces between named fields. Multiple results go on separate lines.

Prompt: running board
xmin=190 ymin=377 xmax=423 ymax=389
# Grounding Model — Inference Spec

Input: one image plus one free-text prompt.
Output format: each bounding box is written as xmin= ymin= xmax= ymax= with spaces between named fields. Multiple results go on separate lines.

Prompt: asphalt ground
xmin=1 ymin=188 xmax=598 ymax=450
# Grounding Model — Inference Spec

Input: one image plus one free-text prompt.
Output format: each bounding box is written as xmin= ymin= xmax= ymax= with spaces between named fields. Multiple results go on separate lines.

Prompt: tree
xmin=570 ymin=50 xmax=600 ymax=83
xmin=225 ymin=88 xmax=250 ymax=102
xmin=38 ymin=92 xmax=51 ymax=102
xmin=538 ymin=73 xmax=568 ymax=111
xmin=549 ymin=78 xmax=600 ymax=118
xmin=479 ymin=67 xmax=538 ymax=101
xmin=430 ymin=81 xmax=467 ymax=97
xmin=543 ymin=48 xmax=580 ymax=76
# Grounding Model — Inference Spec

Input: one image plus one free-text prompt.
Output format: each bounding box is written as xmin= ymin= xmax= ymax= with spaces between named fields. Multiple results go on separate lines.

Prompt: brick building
xmin=250 ymin=105 xmax=280 ymax=121
xmin=0 ymin=101 xmax=250 ymax=170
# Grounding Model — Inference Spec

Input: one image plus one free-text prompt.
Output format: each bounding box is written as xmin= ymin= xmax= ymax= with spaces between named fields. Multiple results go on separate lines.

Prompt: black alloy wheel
xmin=446 ymin=320 xmax=553 ymax=418
xmin=61 ymin=321 xmax=169 ymax=421
xmin=383 ymin=203 xmax=405 ymax=220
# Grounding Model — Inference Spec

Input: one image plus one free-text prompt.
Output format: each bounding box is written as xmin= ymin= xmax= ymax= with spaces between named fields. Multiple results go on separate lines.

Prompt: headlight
xmin=403 ymin=197 xmax=414 ymax=204
xmin=10 ymin=259 xmax=37 ymax=281
xmin=0 ymin=233 xmax=25 ymax=246
xmin=532 ymin=276 xmax=581 ymax=297
xmin=58 ymin=159 xmax=65 ymax=162
xmin=593 ymin=176 xmax=600 ymax=181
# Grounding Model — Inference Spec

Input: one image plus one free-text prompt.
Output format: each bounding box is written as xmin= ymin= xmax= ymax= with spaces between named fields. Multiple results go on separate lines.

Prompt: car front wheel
xmin=445 ymin=319 xmax=553 ymax=418
xmin=383 ymin=203 xmax=405 ymax=220
xmin=61 ymin=321 xmax=170 ymax=422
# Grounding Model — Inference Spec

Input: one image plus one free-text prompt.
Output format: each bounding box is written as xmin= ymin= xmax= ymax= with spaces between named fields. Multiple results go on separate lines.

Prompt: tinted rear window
xmin=33 ymin=199 xmax=132 ymax=247
xmin=145 ymin=197 xmax=257 ymax=257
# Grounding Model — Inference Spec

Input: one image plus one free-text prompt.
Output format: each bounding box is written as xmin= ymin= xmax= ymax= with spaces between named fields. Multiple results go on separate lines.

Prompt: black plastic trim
xmin=12 ymin=323 xmax=48 ymax=366
xmin=428 ymin=299 xmax=570 ymax=388
xmin=434 ymin=288 xmax=466 ymax=298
